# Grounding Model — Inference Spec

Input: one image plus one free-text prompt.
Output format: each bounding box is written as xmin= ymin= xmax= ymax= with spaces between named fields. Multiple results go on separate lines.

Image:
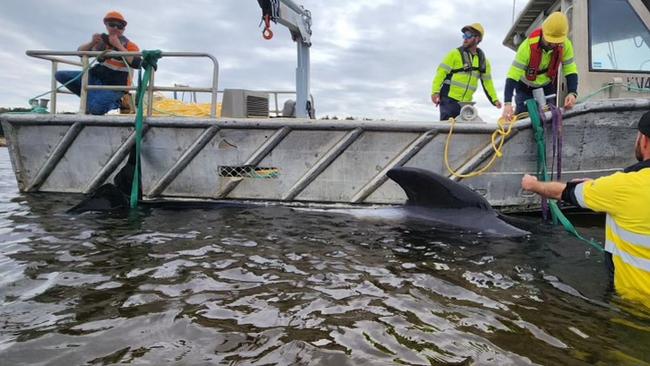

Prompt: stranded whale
xmin=68 ymin=156 xmax=529 ymax=238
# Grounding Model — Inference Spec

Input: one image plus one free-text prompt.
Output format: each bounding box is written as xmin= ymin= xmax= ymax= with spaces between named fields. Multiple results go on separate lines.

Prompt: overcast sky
xmin=0 ymin=0 xmax=527 ymax=121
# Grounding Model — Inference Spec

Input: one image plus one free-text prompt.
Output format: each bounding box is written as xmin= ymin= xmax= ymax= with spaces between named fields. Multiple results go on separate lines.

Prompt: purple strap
xmin=551 ymin=107 xmax=557 ymax=179
xmin=545 ymin=105 xmax=564 ymax=181
xmin=538 ymin=105 xmax=550 ymax=221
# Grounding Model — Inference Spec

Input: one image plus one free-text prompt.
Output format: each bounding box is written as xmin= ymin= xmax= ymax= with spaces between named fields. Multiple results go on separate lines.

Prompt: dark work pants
xmin=440 ymin=96 xmax=461 ymax=121
xmin=514 ymin=83 xmax=556 ymax=114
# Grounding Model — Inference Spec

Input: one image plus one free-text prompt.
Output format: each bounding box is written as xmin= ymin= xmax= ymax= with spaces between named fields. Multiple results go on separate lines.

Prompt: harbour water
xmin=0 ymin=147 xmax=649 ymax=365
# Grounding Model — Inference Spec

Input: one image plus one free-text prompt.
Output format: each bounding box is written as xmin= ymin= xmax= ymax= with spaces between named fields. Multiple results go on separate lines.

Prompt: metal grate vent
xmin=246 ymin=95 xmax=269 ymax=117
xmin=218 ymin=165 xmax=279 ymax=179
xmin=222 ymin=89 xmax=269 ymax=118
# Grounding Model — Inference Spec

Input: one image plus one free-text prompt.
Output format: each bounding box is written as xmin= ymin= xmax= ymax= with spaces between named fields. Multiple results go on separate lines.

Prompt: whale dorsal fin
xmin=387 ymin=167 xmax=492 ymax=211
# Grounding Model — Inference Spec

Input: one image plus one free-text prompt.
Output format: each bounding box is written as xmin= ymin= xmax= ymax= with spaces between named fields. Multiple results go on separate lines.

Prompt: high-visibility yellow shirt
xmin=575 ymin=167 xmax=650 ymax=306
xmin=506 ymin=37 xmax=578 ymax=88
xmin=431 ymin=48 xmax=499 ymax=104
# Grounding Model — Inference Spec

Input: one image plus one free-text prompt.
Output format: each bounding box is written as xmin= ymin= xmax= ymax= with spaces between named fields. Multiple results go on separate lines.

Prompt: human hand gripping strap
xmin=527 ymin=99 xmax=603 ymax=252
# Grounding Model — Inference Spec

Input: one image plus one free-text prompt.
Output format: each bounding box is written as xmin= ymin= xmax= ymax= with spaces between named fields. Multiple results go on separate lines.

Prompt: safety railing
xmin=262 ymin=90 xmax=298 ymax=117
xmin=26 ymin=50 xmax=220 ymax=118
xmin=170 ymin=88 xmax=307 ymax=118
xmin=258 ymin=90 xmax=315 ymax=117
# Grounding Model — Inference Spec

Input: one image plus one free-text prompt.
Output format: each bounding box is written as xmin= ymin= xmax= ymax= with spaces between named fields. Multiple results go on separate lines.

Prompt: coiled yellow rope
xmin=444 ymin=113 xmax=527 ymax=178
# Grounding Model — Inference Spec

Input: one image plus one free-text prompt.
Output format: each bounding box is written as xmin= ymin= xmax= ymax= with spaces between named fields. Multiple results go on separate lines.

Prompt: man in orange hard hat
xmin=502 ymin=12 xmax=579 ymax=121
xmin=431 ymin=23 xmax=501 ymax=121
xmin=55 ymin=11 xmax=141 ymax=115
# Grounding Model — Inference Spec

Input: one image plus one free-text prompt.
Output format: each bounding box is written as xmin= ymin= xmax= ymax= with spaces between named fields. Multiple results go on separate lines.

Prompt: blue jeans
xmin=55 ymin=71 xmax=124 ymax=115
xmin=514 ymin=83 xmax=556 ymax=114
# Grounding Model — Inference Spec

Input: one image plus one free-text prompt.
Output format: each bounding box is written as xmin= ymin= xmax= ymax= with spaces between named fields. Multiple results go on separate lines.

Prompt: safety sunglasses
xmin=106 ymin=22 xmax=125 ymax=30
xmin=462 ymin=32 xmax=477 ymax=40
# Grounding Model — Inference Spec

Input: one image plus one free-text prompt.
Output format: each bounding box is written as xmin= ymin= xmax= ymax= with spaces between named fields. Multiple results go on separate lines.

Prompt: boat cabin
xmin=504 ymin=0 xmax=650 ymax=101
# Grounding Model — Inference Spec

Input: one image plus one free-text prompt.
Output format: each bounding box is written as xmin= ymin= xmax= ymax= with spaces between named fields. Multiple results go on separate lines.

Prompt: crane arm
xmin=257 ymin=0 xmax=313 ymax=118
xmin=258 ymin=0 xmax=312 ymax=45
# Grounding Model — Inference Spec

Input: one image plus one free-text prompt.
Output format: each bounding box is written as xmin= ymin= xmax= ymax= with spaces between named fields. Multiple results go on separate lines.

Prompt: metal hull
xmin=1 ymin=99 xmax=645 ymax=212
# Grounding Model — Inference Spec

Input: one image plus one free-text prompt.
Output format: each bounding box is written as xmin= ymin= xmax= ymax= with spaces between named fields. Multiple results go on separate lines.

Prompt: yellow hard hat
xmin=462 ymin=23 xmax=485 ymax=39
xmin=542 ymin=12 xmax=568 ymax=43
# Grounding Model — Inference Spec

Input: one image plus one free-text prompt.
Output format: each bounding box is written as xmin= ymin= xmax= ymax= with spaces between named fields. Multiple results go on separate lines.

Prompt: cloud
xmin=0 ymin=0 xmax=526 ymax=121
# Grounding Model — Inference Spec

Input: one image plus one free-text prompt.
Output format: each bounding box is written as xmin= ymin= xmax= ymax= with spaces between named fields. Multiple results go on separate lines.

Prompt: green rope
xmin=130 ymin=50 xmax=163 ymax=209
xmin=528 ymin=100 xmax=549 ymax=182
xmin=578 ymin=82 xmax=650 ymax=103
xmin=25 ymin=57 xmax=100 ymax=113
xmin=577 ymin=84 xmax=615 ymax=103
xmin=526 ymin=99 xmax=604 ymax=253
xmin=527 ymin=99 xmax=557 ymax=226
xmin=5 ymin=106 xmax=50 ymax=115
xmin=625 ymin=85 xmax=650 ymax=93
xmin=29 ymin=106 xmax=49 ymax=114
xmin=548 ymin=204 xmax=604 ymax=252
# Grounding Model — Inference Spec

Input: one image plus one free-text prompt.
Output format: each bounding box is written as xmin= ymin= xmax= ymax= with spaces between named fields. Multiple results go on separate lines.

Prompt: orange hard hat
xmin=104 ymin=11 xmax=127 ymax=25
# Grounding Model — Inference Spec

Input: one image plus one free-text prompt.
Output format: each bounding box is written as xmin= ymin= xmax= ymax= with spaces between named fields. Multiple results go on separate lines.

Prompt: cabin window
xmin=589 ymin=0 xmax=650 ymax=72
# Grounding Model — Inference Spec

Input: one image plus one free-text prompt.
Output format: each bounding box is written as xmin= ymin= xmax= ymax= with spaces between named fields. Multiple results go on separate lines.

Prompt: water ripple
xmin=0 ymin=148 xmax=649 ymax=365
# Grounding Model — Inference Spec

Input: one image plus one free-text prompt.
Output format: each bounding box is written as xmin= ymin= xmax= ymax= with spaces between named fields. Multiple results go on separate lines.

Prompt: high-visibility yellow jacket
xmin=431 ymin=47 xmax=499 ymax=104
xmin=575 ymin=162 xmax=650 ymax=306
xmin=507 ymin=33 xmax=578 ymax=88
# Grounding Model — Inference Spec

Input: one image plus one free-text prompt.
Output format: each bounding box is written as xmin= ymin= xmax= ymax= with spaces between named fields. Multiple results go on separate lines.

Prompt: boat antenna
xmin=512 ymin=0 xmax=516 ymax=25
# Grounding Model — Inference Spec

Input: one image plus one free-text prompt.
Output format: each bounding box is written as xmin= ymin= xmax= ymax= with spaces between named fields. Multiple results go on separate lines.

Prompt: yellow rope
xmin=444 ymin=113 xmax=528 ymax=178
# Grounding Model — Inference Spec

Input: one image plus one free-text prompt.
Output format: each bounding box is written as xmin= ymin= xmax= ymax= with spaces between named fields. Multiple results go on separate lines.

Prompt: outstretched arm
xmin=521 ymin=174 xmax=566 ymax=200
xmin=482 ymin=59 xmax=501 ymax=108
xmin=501 ymin=78 xmax=518 ymax=121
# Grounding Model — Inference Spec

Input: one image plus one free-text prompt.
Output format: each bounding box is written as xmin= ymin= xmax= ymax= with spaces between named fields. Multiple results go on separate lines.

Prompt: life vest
xmin=437 ymin=47 xmax=497 ymax=104
xmin=450 ymin=47 xmax=487 ymax=75
xmin=94 ymin=35 xmax=140 ymax=71
xmin=451 ymin=47 xmax=491 ymax=102
xmin=526 ymin=28 xmax=563 ymax=82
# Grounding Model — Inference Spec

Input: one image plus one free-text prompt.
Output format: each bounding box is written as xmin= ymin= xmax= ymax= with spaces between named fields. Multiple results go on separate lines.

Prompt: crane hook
xmin=263 ymin=15 xmax=273 ymax=40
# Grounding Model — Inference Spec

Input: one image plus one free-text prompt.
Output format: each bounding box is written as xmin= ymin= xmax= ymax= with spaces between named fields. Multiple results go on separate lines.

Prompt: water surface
xmin=1 ymin=148 xmax=649 ymax=365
